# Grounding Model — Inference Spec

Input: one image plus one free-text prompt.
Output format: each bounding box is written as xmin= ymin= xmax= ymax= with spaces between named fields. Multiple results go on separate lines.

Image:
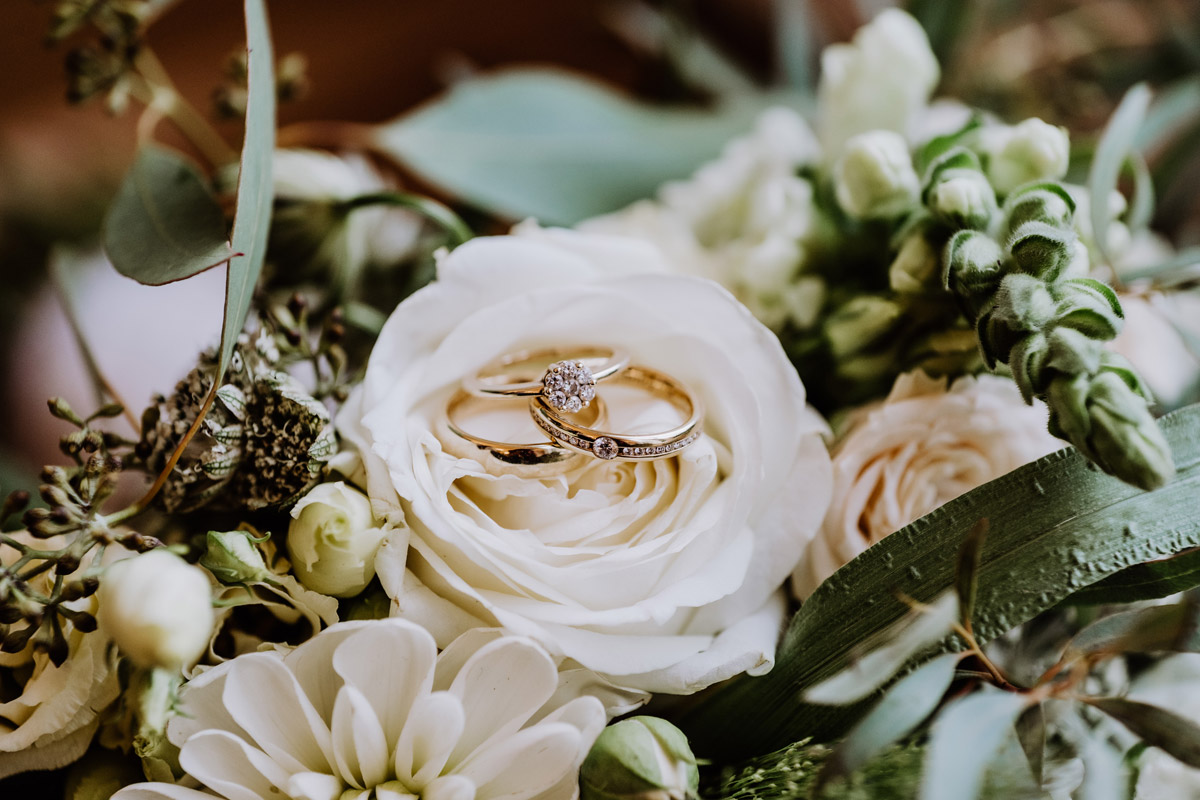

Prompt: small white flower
xmin=979 ymin=118 xmax=1070 ymax=196
xmin=833 ymin=130 xmax=920 ymax=219
xmin=287 ymin=481 xmax=389 ymax=598
xmin=97 ymin=549 xmax=214 ymax=670
xmin=817 ymin=9 xmax=940 ymax=156
xmin=111 ymin=619 xmax=606 ymax=800
xmin=792 ymin=372 xmax=1061 ymax=598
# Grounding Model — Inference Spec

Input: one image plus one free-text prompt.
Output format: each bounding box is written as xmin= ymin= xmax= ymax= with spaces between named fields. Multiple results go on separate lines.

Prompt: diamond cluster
xmin=541 ymin=360 xmax=596 ymax=413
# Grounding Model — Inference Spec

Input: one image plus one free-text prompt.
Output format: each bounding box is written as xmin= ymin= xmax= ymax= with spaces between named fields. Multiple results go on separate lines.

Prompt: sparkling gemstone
xmin=593 ymin=437 xmax=618 ymax=460
xmin=564 ymin=396 xmax=582 ymax=413
xmin=541 ymin=360 xmax=596 ymax=412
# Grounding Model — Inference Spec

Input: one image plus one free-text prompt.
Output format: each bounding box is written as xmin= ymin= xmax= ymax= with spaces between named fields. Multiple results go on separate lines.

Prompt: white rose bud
xmin=97 ymin=549 xmax=214 ymax=670
xmin=982 ymin=118 xmax=1070 ymax=195
xmin=834 ymin=131 xmax=920 ymax=219
xmin=287 ymin=481 xmax=387 ymax=598
xmin=889 ymin=232 xmax=939 ymax=293
xmin=929 ymin=171 xmax=997 ymax=229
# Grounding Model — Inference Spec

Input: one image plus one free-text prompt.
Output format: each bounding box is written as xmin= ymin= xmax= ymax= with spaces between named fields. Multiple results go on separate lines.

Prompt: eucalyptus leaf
xmin=919 ymin=688 xmax=1029 ymax=800
xmin=1088 ymin=83 xmax=1151 ymax=266
xmin=1078 ymin=738 xmax=1126 ymax=800
xmin=681 ymin=404 xmax=1200 ymax=759
xmin=818 ymin=652 xmax=960 ymax=789
xmin=1135 ymin=75 xmax=1200 ymax=151
xmin=1060 ymin=547 xmax=1200 ymax=606
xmin=1014 ymin=703 xmax=1045 ymax=787
xmin=218 ymin=0 xmax=276 ymax=378
xmin=804 ymin=592 xmax=958 ymax=705
xmin=1085 ymin=697 xmax=1200 ymax=768
xmin=1066 ymin=600 xmax=1200 ymax=657
xmin=371 ymin=69 xmax=779 ymax=225
xmin=1127 ymin=153 xmax=1155 ymax=232
xmin=103 ymin=146 xmax=231 ymax=285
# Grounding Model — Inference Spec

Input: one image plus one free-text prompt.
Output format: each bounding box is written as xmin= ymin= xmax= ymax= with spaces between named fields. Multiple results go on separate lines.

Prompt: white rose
xmin=978 ymin=118 xmax=1070 ymax=195
xmin=287 ymin=481 xmax=389 ymax=597
xmin=0 ymin=533 xmax=121 ymax=779
xmin=1110 ymin=291 xmax=1200 ymax=409
xmin=834 ymin=130 xmax=920 ymax=219
xmin=817 ymin=9 xmax=940 ymax=156
xmin=97 ymin=549 xmax=214 ymax=670
xmin=339 ymin=228 xmax=832 ymax=695
xmin=792 ymin=371 xmax=1061 ymax=598
xmin=581 ymin=108 xmax=825 ymax=332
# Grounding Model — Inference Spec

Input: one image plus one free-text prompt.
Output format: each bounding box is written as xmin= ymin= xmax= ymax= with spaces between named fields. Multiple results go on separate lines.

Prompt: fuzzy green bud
xmin=824 ymin=296 xmax=904 ymax=359
xmin=833 ymin=130 xmax=920 ymax=219
xmin=981 ymin=118 xmax=1070 ymax=196
xmin=1008 ymin=221 xmax=1078 ymax=282
xmin=200 ymin=529 xmax=272 ymax=585
xmin=580 ymin=717 xmax=699 ymax=800
xmin=928 ymin=169 xmax=997 ymax=230
xmin=889 ymin=232 xmax=939 ymax=293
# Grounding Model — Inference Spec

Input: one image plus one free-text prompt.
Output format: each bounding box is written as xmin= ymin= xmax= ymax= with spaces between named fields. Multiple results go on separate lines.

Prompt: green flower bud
xmin=981 ymin=118 xmax=1070 ymax=196
xmin=943 ymin=229 xmax=1004 ymax=317
xmin=824 ymin=296 xmax=904 ymax=359
xmin=889 ymin=231 xmax=939 ymax=293
xmin=200 ymin=529 xmax=272 ymax=585
xmin=833 ymin=130 xmax=920 ymax=219
xmin=1002 ymin=184 xmax=1075 ymax=233
xmin=1052 ymin=279 xmax=1124 ymax=341
xmin=991 ymin=273 xmax=1058 ymax=335
xmin=580 ymin=717 xmax=699 ymax=800
xmin=1084 ymin=371 xmax=1174 ymax=491
xmin=1008 ymin=221 xmax=1077 ymax=282
xmin=928 ymin=169 xmax=997 ymax=230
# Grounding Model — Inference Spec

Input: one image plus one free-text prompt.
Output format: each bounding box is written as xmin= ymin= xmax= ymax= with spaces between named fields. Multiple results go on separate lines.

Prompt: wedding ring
xmin=444 ymin=389 xmax=607 ymax=469
xmin=529 ymin=366 xmax=703 ymax=461
xmin=463 ymin=346 xmax=630 ymax=414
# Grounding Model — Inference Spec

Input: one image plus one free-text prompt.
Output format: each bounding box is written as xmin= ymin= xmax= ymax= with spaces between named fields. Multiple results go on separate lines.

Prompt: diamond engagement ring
xmin=529 ymin=366 xmax=703 ymax=461
xmin=463 ymin=346 xmax=630 ymax=413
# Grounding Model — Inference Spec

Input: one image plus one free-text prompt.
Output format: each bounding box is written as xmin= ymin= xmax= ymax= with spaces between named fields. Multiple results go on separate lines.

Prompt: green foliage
xmin=1084 ymin=697 xmax=1200 ymax=768
xmin=1060 ymin=547 xmax=1200 ymax=605
xmin=371 ymin=69 xmax=777 ymax=225
xmin=919 ymin=688 xmax=1030 ymax=800
xmin=680 ymin=404 xmax=1200 ymax=759
xmin=103 ymin=146 xmax=231 ymax=285
xmin=1066 ymin=600 xmax=1200 ymax=657
xmin=1088 ymin=83 xmax=1151 ymax=264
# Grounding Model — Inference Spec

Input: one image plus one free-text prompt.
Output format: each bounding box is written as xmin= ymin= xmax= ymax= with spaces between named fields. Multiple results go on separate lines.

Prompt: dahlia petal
xmin=394 ymin=691 xmax=465 ymax=787
xmin=457 ymin=723 xmax=580 ymax=800
xmin=286 ymin=771 xmax=344 ymax=800
xmin=375 ymin=780 xmax=420 ymax=800
xmin=423 ymin=774 xmax=476 ymax=800
xmin=331 ymin=685 xmax=390 ymax=789
xmin=179 ymin=730 xmax=290 ymax=800
xmin=111 ymin=785 xmax=221 ymax=800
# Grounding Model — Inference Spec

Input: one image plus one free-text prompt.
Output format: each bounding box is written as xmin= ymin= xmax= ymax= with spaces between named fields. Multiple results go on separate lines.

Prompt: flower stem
xmin=339 ymin=191 xmax=473 ymax=247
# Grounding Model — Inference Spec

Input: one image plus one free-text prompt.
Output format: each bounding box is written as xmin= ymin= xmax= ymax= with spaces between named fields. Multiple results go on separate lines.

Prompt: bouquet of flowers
xmin=4 ymin=2 xmax=1200 ymax=798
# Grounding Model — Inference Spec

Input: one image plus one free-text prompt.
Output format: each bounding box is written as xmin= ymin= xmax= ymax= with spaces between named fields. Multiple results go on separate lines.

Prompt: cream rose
xmin=792 ymin=371 xmax=1061 ymax=598
xmin=287 ymin=481 xmax=389 ymax=597
xmin=339 ymin=227 xmax=832 ymax=696
xmin=0 ymin=533 xmax=121 ymax=778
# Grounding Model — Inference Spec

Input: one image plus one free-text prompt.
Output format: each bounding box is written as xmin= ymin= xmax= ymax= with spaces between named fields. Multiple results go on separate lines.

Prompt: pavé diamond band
xmin=528 ymin=366 xmax=703 ymax=461
xmin=462 ymin=346 xmax=630 ymax=413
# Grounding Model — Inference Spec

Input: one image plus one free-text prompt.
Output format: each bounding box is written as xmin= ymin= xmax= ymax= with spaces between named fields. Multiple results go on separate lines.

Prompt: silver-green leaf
xmin=920 ymin=688 xmax=1029 ymax=800
xmin=1088 ymin=83 xmax=1151 ymax=266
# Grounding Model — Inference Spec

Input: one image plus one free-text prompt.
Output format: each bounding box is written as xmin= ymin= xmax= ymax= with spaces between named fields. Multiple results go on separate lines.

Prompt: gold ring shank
xmin=529 ymin=366 xmax=703 ymax=461
xmin=445 ymin=390 xmax=607 ymax=468
xmin=463 ymin=345 xmax=630 ymax=398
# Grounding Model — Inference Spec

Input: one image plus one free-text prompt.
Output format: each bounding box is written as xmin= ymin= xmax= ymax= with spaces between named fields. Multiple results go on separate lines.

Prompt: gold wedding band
xmin=463 ymin=346 xmax=630 ymax=414
xmin=529 ymin=366 xmax=703 ymax=461
xmin=444 ymin=389 xmax=606 ymax=469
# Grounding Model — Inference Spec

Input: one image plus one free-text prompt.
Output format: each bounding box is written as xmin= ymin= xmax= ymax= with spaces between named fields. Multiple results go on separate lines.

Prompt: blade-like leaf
xmin=805 ymin=592 xmax=958 ymax=705
xmin=1078 ymin=737 xmax=1126 ymax=800
xmin=956 ymin=519 xmax=988 ymax=628
xmin=1066 ymin=600 xmax=1200 ymax=657
xmin=681 ymin=404 xmax=1200 ymax=758
xmin=103 ymin=146 xmax=231 ymax=285
xmin=1060 ymin=547 xmax=1200 ymax=606
xmin=371 ymin=68 xmax=780 ymax=225
xmin=1014 ymin=703 xmax=1045 ymax=787
xmin=819 ymin=652 xmax=960 ymax=788
xmin=1086 ymin=697 xmax=1200 ymax=768
xmin=1088 ymin=83 xmax=1151 ymax=265
xmin=219 ymin=0 xmax=276 ymax=378
xmin=920 ymin=688 xmax=1029 ymax=800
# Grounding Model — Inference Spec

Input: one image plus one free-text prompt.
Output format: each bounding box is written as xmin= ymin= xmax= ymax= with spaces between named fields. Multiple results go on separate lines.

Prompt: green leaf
xmin=1060 ymin=547 xmax=1200 ymax=605
xmin=804 ymin=592 xmax=958 ymax=705
xmin=1085 ymin=697 xmax=1200 ymax=768
xmin=371 ymin=69 xmax=778 ymax=225
xmin=102 ymin=146 xmax=231 ymax=285
xmin=218 ymin=0 xmax=276 ymax=378
xmin=1066 ymin=599 xmax=1200 ymax=657
xmin=818 ymin=652 xmax=960 ymax=789
xmin=918 ymin=114 xmax=984 ymax=174
xmin=956 ymin=519 xmax=987 ymax=627
xmin=1088 ymin=83 xmax=1151 ymax=266
xmin=1078 ymin=738 xmax=1127 ymax=800
xmin=919 ymin=688 xmax=1029 ymax=800
xmin=1013 ymin=703 xmax=1045 ymax=787
xmin=680 ymin=403 xmax=1200 ymax=759
xmin=1127 ymin=152 xmax=1155 ymax=232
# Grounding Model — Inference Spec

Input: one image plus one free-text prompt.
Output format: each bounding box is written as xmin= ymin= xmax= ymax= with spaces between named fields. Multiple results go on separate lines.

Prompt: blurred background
xmin=1 ymin=0 xmax=1199 ymax=483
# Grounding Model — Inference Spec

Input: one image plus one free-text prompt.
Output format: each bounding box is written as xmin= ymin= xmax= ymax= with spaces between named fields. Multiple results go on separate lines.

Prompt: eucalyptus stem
xmin=339 ymin=191 xmax=473 ymax=247
xmin=128 ymin=49 xmax=237 ymax=167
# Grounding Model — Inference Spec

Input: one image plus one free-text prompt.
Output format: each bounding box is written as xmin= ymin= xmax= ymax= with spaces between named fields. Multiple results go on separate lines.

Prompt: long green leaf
xmin=1086 ymin=697 xmax=1200 ymax=768
xmin=1088 ymin=83 xmax=1151 ymax=266
xmin=1060 ymin=547 xmax=1200 ymax=605
xmin=219 ymin=0 xmax=275 ymax=377
xmin=681 ymin=404 xmax=1200 ymax=759
xmin=103 ymin=146 xmax=231 ymax=285
xmin=920 ymin=689 xmax=1029 ymax=800
xmin=1066 ymin=600 xmax=1200 ymax=657
xmin=371 ymin=69 xmax=778 ymax=225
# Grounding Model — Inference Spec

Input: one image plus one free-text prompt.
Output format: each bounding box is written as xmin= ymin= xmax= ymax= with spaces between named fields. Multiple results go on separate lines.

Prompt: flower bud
xmin=97 ymin=549 xmax=214 ymax=670
xmin=200 ymin=529 xmax=272 ymax=585
xmin=889 ymin=231 xmax=939 ymax=293
xmin=928 ymin=170 xmax=997 ymax=230
xmin=580 ymin=717 xmax=699 ymax=800
xmin=833 ymin=131 xmax=920 ymax=219
xmin=287 ymin=482 xmax=387 ymax=597
xmin=981 ymin=118 xmax=1070 ymax=196
xmin=825 ymin=296 xmax=903 ymax=359
xmin=1083 ymin=371 xmax=1174 ymax=491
